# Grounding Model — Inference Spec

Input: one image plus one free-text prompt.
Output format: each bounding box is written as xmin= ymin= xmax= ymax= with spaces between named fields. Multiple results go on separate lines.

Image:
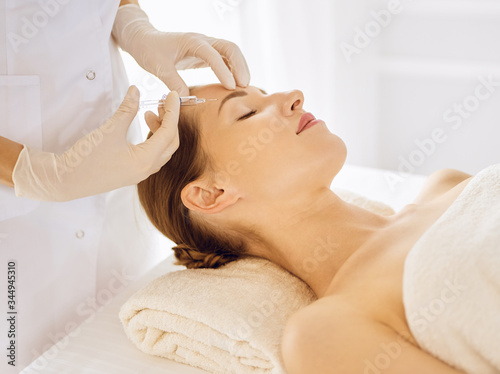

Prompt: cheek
xmin=203 ymin=132 xmax=254 ymax=186
xmin=203 ymin=132 xmax=288 ymax=193
xmin=232 ymin=110 xmax=290 ymax=163
xmin=244 ymin=132 xmax=346 ymax=196
xmin=206 ymin=123 xmax=346 ymax=197
xmin=227 ymin=132 xmax=297 ymax=196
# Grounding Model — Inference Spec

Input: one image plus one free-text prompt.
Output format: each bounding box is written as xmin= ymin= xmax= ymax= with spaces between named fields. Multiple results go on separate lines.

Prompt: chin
xmin=321 ymin=135 xmax=347 ymax=182
xmin=295 ymin=133 xmax=346 ymax=188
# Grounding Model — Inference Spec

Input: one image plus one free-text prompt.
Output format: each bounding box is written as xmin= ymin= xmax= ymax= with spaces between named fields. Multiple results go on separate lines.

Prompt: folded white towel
xmin=119 ymin=190 xmax=394 ymax=374
xmin=403 ymin=164 xmax=500 ymax=374
xmin=119 ymin=258 xmax=315 ymax=374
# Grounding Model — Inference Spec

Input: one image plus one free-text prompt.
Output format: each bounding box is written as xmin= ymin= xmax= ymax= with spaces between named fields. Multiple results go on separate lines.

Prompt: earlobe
xmin=181 ymin=181 xmax=238 ymax=214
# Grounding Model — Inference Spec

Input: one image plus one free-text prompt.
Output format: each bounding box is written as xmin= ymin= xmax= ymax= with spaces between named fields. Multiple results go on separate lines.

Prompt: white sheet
xmin=21 ymin=256 xmax=209 ymax=374
xmin=20 ymin=164 xmax=426 ymax=374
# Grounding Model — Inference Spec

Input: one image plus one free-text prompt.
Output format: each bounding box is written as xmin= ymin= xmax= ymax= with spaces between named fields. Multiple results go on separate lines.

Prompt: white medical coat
xmin=0 ymin=0 xmax=166 ymax=371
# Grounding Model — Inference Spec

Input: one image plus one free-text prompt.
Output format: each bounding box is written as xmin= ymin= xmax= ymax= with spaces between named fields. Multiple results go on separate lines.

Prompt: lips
xmin=297 ymin=112 xmax=317 ymax=134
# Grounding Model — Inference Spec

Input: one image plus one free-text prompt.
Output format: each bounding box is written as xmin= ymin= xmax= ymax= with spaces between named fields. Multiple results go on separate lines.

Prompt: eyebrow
xmin=218 ymin=91 xmax=248 ymax=115
xmin=217 ymin=88 xmax=268 ymax=116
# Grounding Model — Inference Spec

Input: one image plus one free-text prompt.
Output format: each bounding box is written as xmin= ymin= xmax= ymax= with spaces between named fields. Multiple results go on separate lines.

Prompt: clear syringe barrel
xmin=139 ymin=96 xmax=207 ymax=109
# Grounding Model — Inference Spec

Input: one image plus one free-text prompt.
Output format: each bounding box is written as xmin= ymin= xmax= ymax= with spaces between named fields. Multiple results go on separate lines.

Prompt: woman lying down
xmin=138 ymin=84 xmax=500 ymax=374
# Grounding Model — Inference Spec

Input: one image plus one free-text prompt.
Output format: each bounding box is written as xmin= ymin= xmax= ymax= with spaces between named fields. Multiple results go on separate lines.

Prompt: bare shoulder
xmin=412 ymin=168 xmax=473 ymax=205
xmin=281 ymin=296 xmax=466 ymax=374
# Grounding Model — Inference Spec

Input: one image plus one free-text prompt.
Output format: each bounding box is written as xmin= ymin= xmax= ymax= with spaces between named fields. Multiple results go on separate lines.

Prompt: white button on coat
xmin=0 ymin=1 xmax=165 ymax=370
xmin=86 ymin=70 xmax=96 ymax=80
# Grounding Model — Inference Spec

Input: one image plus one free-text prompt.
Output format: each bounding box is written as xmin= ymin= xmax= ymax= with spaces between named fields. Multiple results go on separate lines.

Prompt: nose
xmin=280 ymin=90 xmax=304 ymax=116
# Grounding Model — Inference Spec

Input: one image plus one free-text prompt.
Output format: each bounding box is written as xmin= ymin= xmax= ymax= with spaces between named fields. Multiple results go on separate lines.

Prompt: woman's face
xmin=186 ymin=84 xmax=347 ymax=203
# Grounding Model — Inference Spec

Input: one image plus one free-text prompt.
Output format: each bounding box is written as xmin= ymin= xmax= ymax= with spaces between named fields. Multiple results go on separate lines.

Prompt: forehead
xmin=189 ymin=83 xmax=230 ymax=99
xmin=180 ymin=84 xmax=228 ymax=133
xmin=189 ymin=84 xmax=265 ymax=103
xmin=182 ymin=84 xmax=264 ymax=130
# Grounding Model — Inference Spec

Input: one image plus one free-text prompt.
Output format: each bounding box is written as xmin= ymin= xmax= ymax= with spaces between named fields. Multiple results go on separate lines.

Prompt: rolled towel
xmin=120 ymin=258 xmax=315 ymax=374
xmin=119 ymin=191 xmax=394 ymax=373
xmin=404 ymin=164 xmax=500 ymax=374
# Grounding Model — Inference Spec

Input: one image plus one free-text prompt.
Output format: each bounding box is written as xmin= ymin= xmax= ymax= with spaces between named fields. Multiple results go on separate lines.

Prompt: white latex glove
xmin=112 ymin=4 xmax=250 ymax=96
xmin=12 ymin=87 xmax=180 ymax=202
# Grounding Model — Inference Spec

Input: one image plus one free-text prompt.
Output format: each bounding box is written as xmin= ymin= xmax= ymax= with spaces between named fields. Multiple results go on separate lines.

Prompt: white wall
xmin=124 ymin=0 xmax=500 ymax=181
xmin=333 ymin=0 xmax=500 ymax=178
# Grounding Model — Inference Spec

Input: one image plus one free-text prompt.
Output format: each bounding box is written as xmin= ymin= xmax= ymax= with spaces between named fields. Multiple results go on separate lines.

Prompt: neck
xmin=245 ymin=188 xmax=391 ymax=298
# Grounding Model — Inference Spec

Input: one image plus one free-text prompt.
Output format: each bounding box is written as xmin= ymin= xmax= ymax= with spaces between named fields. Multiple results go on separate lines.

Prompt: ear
xmin=181 ymin=179 xmax=239 ymax=214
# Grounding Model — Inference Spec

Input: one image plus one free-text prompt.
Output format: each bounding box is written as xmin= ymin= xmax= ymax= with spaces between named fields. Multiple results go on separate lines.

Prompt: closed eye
xmin=238 ymin=110 xmax=257 ymax=121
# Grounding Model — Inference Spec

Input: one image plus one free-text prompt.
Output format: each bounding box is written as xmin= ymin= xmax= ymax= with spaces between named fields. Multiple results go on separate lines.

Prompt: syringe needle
xmin=139 ymin=97 xmax=218 ymax=109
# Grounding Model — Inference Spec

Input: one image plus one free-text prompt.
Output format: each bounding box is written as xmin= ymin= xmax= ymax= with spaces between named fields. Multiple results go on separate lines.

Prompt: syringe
xmin=139 ymin=95 xmax=217 ymax=109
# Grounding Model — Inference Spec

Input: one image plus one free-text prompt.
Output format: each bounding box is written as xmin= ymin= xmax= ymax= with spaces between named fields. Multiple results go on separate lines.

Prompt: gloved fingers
xmin=174 ymin=56 xmax=209 ymax=71
xmin=211 ymin=39 xmax=250 ymax=88
xmin=188 ymin=39 xmax=236 ymax=91
xmin=142 ymin=91 xmax=180 ymax=156
xmin=144 ymin=95 xmax=169 ymax=134
xmin=158 ymin=99 xmax=166 ymax=119
xmin=144 ymin=111 xmax=161 ymax=133
xmin=107 ymin=86 xmax=140 ymax=136
xmin=158 ymin=65 xmax=190 ymax=97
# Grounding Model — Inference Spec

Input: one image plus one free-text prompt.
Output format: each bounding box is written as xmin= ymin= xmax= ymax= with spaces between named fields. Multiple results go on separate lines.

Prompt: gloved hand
xmin=12 ymin=86 xmax=180 ymax=202
xmin=112 ymin=4 xmax=250 ymax=96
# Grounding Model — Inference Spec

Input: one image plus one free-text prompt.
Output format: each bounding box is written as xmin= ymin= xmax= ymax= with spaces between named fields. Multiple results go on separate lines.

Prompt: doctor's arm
xmin=0 ymin=137 xmax=23 ymax=187
xmin=112 ymin=1 xmax=250 ymax=96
